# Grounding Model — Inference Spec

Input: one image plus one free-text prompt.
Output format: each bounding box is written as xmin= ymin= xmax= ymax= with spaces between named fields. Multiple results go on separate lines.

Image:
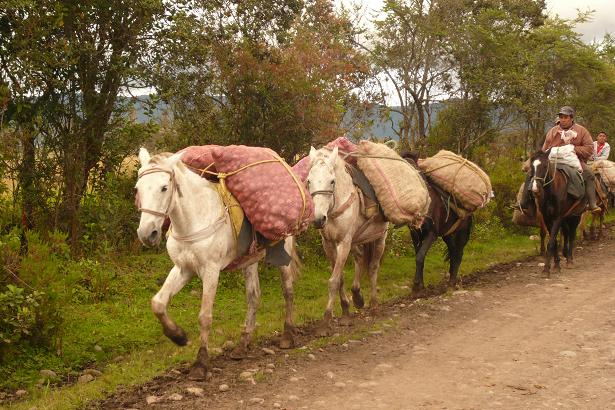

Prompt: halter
xmin=308 ymin=159 xmax=359 ymax=221
xmin=137 ymin=167 xmax=177 ymax=217
xmin=532 ymin=158 xmax=554 ymax=188
xmin=137 ymin=165 xmax=227 ymax=243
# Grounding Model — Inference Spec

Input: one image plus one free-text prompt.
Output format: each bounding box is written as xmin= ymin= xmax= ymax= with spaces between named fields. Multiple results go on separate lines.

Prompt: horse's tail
xmin=363 ymin=240 xmax=376 ymax=266
xmin=288 ymin=236 xmax=302 ymax=281
xmin=442 ymin=215 xmax=474 ymax=262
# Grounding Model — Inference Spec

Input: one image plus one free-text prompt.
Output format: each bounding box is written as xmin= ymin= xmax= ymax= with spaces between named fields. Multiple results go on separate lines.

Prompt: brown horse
xmin=402 ymin=152 xmax=473 ymax=292
xmin=528 ymin=150 xmax=585 ymax=276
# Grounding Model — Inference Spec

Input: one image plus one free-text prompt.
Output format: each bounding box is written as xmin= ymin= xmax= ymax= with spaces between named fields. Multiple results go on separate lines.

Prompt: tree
xmin=367 ymin=0 xmax=456 ymax=150
xmin=150 ymin=0 xmax=369 ymax=161
xmin=1 ymin=0 xmax=164 ymax=252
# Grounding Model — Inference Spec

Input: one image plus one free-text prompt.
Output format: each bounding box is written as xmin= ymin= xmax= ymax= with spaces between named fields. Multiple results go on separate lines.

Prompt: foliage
xmin=0 ymin=285 xmax=44 ymax=355
xmin=150 ymin=0 xmax=369 ymax=161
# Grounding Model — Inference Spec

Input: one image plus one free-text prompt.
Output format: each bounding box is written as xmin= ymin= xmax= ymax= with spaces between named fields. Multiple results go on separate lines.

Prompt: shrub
xmin=0 ymin=286 xmax=43 ymax=342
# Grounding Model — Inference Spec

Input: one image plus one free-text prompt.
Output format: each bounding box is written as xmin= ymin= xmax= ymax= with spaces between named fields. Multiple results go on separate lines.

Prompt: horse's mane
xmin=148 ymin=152 xmax=174 ymax=166
xmin=400 ymin=150 xmax=420 ymax=169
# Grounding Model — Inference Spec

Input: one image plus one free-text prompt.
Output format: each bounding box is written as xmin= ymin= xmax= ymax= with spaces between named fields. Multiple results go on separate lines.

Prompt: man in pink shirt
xmin=521 ymin=106 xmax=600 ymax=213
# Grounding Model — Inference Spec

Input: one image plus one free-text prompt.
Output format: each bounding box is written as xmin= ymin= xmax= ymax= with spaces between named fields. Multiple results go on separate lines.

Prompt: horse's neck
xmin=168 ymin=165 xmax=224 ymax=236
xmin=334 ymin=161 xmax=355 ymax=202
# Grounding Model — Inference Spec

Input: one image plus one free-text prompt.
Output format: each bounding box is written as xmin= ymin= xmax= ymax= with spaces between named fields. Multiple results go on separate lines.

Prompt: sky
xmin=342 ymin=0 xmax=615 ymax=43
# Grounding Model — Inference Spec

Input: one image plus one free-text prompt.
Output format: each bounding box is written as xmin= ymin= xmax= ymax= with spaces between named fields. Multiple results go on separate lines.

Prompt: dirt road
xmin=99 ymin=230 xmax=615 ymax=409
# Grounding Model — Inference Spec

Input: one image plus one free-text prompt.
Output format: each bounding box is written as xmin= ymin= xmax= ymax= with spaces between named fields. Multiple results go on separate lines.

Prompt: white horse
xmin=135 ymin=148 xmax=300 ymax=380
xmin=307 ymin=146 xmax=389 ymax=336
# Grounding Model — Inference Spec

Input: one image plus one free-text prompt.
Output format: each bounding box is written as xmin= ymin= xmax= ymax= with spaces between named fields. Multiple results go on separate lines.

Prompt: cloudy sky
xmin=345 ymin=0 xmax=614 ymax=43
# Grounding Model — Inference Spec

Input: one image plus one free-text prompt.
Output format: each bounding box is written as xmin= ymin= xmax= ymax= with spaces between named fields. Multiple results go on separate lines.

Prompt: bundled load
xmin=418 ymin=150 xmax=492 ymax=212
xmin=548 ymin=145 xmax=582 ymax=172
xmin=180 ymin=145 xmax=220 ymax=180
xmin=356 ymin=140 xmax=430 ymax=227
xmin=211 ymin=145 xmax=314 ymax=241
xmin=593 ymin=159 xmax=615 ymax=190
xmin=292 ymin=137 xmax=358 ymax=181
xmin=512 ymin=182 xmax=538 ymax=227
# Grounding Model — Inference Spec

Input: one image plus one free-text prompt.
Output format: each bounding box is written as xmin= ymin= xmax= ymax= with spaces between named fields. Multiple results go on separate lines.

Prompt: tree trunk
xmin=19 ymin=129 xmax=36 ymax=255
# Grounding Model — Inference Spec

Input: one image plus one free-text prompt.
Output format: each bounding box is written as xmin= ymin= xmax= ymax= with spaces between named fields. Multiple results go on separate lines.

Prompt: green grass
xmin=2 ymin=222 xmax=544 ymax=409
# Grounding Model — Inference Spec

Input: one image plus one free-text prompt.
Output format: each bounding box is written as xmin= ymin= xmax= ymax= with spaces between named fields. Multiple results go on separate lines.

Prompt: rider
xmin=593 ymin=131 xmax=610 ymax=161
xmin=520 ymin=106 xmax=600 ymax=214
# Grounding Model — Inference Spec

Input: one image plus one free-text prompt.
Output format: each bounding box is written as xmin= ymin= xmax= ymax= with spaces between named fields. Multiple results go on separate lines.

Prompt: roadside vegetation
xmin=2 ymin=0 xmax=615 ymax=408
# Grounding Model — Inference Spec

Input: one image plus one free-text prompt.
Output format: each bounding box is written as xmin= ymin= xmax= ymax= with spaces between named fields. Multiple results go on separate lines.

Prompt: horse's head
xmin=529 ymin=149 xmax=550 ymax=195
xmin=307 ymin=145 xmax=339 ymax=229
xmin=135 ymin=148 xmax=180 ymax=246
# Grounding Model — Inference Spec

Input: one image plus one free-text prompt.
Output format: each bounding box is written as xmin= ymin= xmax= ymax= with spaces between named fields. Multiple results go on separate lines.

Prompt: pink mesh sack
xmin=212 ymin=145 xmax=314 ymax=240
xmin=326 ymin=137 xmax=358 ymax=164
xmin=180 ymin=145 xmax=220 ymax=180
xmin=292 ymin=156 xmax=311 ymax=182
xmin=292 ymin=137 xmax=358 ymax=181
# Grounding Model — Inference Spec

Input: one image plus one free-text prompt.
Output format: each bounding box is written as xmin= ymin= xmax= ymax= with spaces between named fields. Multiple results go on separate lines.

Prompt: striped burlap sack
xmin=356 ymin=140 xmax=430 ymax=227
xmin=593 ymin=160 xmax=615 ymax=190
xmin=418 ymin=150 xmax=492 ymax=212
xmin=512 ymin=182 xmax=538 ymax=227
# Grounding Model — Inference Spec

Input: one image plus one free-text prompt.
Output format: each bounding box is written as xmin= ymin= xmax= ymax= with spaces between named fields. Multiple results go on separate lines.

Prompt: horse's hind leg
xmin=189 ymin=266 xmax=221 ymax=381
xmin=444 ymin=217 xmax=472 ymax=288
xmin=367 ymin=234 xmax=387 ymax=309
xmin=151 ymin=265 xmax=193 ymax=346
xmin=351 ymin=245 xmax=366 ymax=309
xmin=231 ymin=263 xmax=260 ymax=359
xmin=412 ymin=229 xmax=437 ymax=295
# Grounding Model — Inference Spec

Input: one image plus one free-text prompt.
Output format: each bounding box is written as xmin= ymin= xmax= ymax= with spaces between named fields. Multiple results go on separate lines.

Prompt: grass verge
xmin=2 ymin=219 xmax=582 ymax=409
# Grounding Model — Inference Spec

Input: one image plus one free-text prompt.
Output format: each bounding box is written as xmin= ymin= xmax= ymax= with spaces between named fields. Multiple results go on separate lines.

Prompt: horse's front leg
xmin=279 ymin=237 xmax=300 ymax=349
xmin=189 ymin=266 xmax=221 ymax=381
xmin=367 ymin=233 xmax=387 ymax=309
xmin=151 ymin=265 xmax=193 ymax=346
xmin=545 ymin=219 xmax=562 ymax=276
xmin=316 ymin=239 xmax=352 ymax=336
xmin=230 ymin=263 xmax=260 ymax=359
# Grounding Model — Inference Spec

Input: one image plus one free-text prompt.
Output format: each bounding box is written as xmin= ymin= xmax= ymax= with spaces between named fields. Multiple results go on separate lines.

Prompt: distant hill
xmin=129 ymin=96 xmax=451 ymax=141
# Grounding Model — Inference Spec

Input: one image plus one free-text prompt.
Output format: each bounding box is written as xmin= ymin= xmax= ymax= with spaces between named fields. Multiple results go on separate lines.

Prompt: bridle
xmin=309 ymin=160 xmax=337 ymax=213
xmin=308 ymin=159 xmax=358 ymax=221
xmin=136 ymin=167 xmax=178 ymax=218
xmin=136 ymin=164 xmax=228 ymax=243
xmin=532 ymin=157 xmax=554 ymax=189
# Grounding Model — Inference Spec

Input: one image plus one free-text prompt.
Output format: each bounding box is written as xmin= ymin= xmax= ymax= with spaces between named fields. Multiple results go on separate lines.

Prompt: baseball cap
xmin=558 ymin=106 xmax=575 ymax=117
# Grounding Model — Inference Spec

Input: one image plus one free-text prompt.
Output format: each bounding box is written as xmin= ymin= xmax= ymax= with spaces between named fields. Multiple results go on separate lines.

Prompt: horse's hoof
xmin=188 ymin=364 xmax=208 ymax=381
xmin=166 ymin=327 xmax=188 ymax=347
xmin=279 ymin=331 xmax=296 ymax=349
xmin=351 ymin=288 xmax=365 ymax=309
xmin=412 ymin=285 xmax=427 ymax=298
xmin=229 ymin=345 xmax=248 ymax=360
xmin=339 ymin=315 xmax=353 ymax=327
xmin=315 ymin=322 xmax=332 ymax=338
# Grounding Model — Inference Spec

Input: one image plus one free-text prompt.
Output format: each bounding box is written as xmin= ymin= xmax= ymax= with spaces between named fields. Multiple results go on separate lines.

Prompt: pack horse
xmin=135 ymin=148 xmax=301 ymax=380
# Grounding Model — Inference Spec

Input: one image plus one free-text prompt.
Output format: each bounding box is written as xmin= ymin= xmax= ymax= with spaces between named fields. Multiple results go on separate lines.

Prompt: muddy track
xmin=94 ymin=227 xmax=615 ymax=409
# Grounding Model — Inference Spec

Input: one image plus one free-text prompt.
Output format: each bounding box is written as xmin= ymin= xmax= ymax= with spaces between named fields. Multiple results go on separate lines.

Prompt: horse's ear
xmin=166 ymin=152 xmax=183 ymax=169
xmin=328 ymin=145 xmax=338 ymax=167
xmin=309 ymin=146 xmax=318 ymax=162
xmin=138 ymin=147 xmax=151 ymax=166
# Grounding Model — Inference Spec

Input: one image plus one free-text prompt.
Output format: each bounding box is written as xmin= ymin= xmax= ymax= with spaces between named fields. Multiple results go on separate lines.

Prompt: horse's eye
xmin=161 ymin=185 xmax=168 ymax=192
xmin=306 ymin=180 xmax=311 ymax=188
xmin=330 ymin=180 xmax=335 ymax=186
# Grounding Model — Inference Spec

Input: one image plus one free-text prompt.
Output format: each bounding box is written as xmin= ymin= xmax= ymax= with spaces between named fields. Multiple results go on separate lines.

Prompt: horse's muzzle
xmin=313 ymin=215 xmax=327 ymax=229
xmin=137 ymin=227 xmax=161 ymax=247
